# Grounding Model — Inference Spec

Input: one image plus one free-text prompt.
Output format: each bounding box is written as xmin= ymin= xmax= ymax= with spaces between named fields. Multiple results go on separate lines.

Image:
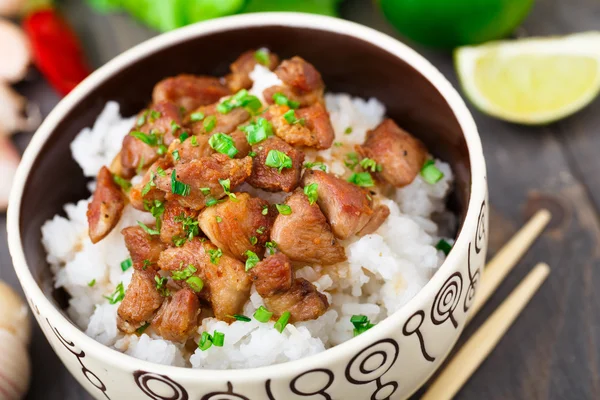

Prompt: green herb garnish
xmin=282 ymin=109 xmax=305 ymax=125
xmin=120 ymin=258 xmax=133 ymax=272
xmin=360 ymin=158 xmax=382 ymax=173
xmin=436 ymin=239 xmax=453 ymax=255
xmin=303 ymin=161 xmax=327 ymax=171
xmin=171 ymin=170 xmax=191 ymax=196
xmin=265 ymin=149 xmax=292 ymax=172
xmin=275 ymin=204 xmax=292 ymax=215
xmin=87 ymin=279 xmax=96 ymax=287
xmin=174 ymin=214 xmax=199 ymax=241
xmin=104 ymin=282 xmax=125 ymax=304
xmin=155 ymin=275 xmax=170 ymax=297
xmin=209 ymin=133 xmax=238 ymax=158
xmin=420 ymin=160 xmax=444 ymax=184
xmin=254 ymin=49 xmax=270 ymax=66
xmin=203 ymin=115 xmax=216 ymax=133
xmin=245 ymin=250 xmax=259 ymax=271
xmin=351 ymin=314 xmax=376 ymax=336
xmin=275 ymin=311 xmax=291 ymax=333
xmin=303 ymin=183 xmax=318 ymax=205
xmin=171 ymin=264 xmax=197 ymax=281
xmin=208 ymin=248 xmax=223 ymax=265
xmin=272 ymin=92 xmax=299 ymax=109
xmin=113 ymin=174 xmax=132 ymax=192
xmin=186 ymin=276 xmax=204 ymax=292
xmin=347 ymin=172 xmax=374 ymax=188
xmin=190 ymin=111 xmax=205 ymax=122
xmin=242 ymin=117 xmax=273 ymax=145
xmin=254 ymin=306 xmax=273 ymax=323
xmin=137 ymin=221 xmax=160 ymax=236
xmin=217 ymin=89 xmax=262 ymax=114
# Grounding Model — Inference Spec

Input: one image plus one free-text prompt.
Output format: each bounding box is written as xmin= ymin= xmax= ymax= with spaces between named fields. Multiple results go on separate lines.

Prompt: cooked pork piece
xmin=225 ymin=49 xmax=279 ymax=93
xmin=117 ymin=269 xmax=164 ymax=333
xmin=158 ymin=238 xmax=251 ymax=320
xmin=153 ymin=74 xmax=230 ymax=111
xmin=270 ymin=190 xmax=346 ymax=265
xmin=167 ymin=134 xmax=212 ymax=164
xmin=151 ymin=289 xmax=200 ymax=342
xmin=128 ymin=159 xmax=170 ymax=211
xmin=246 ymin=136 xmax=304 ymax=192
xmin=187 ymin=104 xmax=250 ymax=136
xmin=154 ymin=154 xmax=252 ymax=210
xmin=263 ymin=85 xmax=322 ymax=109
xmin=121 ymin=102 xmax=183 ymax=172
xmin=275 ymin=56 xmax=323 ymax=95
xmin=87 ymin=166 xmax=125 ymax=244
xmin=356 ymin=119 xmax=427 ymax=188
xmin=122 ymin=225 xmax=166 ymax=271
xmin=249 ymin=253 xmax=329 ymax=322
xmin=159 ymin=201 xmax=199 ymax=245
xmin=301 ymin=170 xmax=390 ymax=239
xmin=198 ymin=193 xmax=275 ymax=260
xmin=265 ymin=103 xmax=334 ymax=150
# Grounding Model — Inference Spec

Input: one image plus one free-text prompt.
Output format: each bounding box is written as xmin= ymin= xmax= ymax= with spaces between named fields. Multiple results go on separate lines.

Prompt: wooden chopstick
xmin=421 ymin=262 xmax=551 ymax=400
xmin=467 ymin=209 xmax=551 ymax=322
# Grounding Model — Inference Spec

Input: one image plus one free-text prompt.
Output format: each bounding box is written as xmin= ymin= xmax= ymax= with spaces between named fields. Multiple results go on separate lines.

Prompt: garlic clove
xmin=0 ymin=135 xmax=20 ymax=211
xmin=0 ymin=20 xmax=30 ymax=83
xmin=0 ymin=280 xmax=31 ymax=344
xmin=0 ymin=329 xmax=30 ymax=399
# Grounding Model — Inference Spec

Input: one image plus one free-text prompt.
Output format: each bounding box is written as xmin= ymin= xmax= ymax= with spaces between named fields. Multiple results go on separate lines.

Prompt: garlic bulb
xmin=0 ymin=329 xmax=30 ymax=399
xmin=0 ymin=280 xmax=31 ymax=344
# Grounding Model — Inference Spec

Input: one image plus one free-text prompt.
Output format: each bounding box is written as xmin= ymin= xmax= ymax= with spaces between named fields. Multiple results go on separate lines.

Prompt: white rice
xmin=41 ymin=64 xmax=454 ymax=369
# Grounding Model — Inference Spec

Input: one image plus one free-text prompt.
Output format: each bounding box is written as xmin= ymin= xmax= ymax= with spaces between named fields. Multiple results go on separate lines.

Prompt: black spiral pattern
xmin=430 ymin=272 xmax=463 ymax=328
xmin=474 ymin=200 xmax=486 ymax=254
xmin=133 ymin=371 xmax=189 ymax=400
xmin=201 ymin=382 xmax=250 ymax=400
xmin=345 ymin=339 xmax=399 ymax=400
xmin=463 ymin=243 xmax=481 ymax=313
xmin=402 ymin=310 xmax=435 ymax=362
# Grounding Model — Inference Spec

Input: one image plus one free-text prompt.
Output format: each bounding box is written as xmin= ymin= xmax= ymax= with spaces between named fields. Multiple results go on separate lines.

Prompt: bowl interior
xmin=18 ymin=24 xmax=470 ymax=312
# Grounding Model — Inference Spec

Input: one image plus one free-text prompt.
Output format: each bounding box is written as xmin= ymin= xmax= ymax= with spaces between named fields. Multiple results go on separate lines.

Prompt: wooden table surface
xmin=2 ymin=0 xmax=599 ymax=398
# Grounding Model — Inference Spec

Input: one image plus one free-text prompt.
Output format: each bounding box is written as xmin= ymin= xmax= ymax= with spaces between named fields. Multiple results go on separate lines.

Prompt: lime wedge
xmin=455 ymin=32 xmax=600 ymax=124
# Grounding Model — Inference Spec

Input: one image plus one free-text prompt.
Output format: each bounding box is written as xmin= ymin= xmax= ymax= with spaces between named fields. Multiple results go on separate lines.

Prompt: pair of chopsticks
xmin=421 ymin=209 xmax=552 ymax=400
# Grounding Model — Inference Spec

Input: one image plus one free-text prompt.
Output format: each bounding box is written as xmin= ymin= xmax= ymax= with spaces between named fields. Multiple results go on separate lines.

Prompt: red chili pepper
xmin=22 ymin=7 xmax=91 ymax=96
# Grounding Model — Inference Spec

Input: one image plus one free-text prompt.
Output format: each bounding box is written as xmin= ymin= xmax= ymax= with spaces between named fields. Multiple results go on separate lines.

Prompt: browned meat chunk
xmin=301 ymin=170 xmax=390 ymax=239
xmin=357 ymin=204 xmax=391 ymax=236
xmin=270 ymin=190 xmax=345 ymax=265
xmin=121 ymin=102 xmax=183 ymax=172
xmin=246 ymin=136 xmax=304 ymax=192
xmin=266 ymin=103 xmax=334 ymax=149
xmin=87 ymin=166 xmax=125 ymax=244
xmin=117 ymin=270 xmax=164 ymax=333
xmin=166 ymin=134 xmax=211 ymax=164
xmin=158 ymin=239 xmax=251 ymax=320
xmin=187 ymin=104 xmax=250 ymax=136
xmin=151 ymin=289 xmax=200 ymax=342
xmin=129 ymin=159 xmax=170 ymax=211
xmin=153 ymin=74 xmax=230 ymax=111
xmin=249 ymin=253 xmax=329 ymax=322
xmin=263 ymin=86 xmax=322 ymax=109
xmin=275 ymin=56 xmax=324 ymax=96
xmin=154 ymin=154 xmax=252 ymax=210
xmin=122 ymin=226 xmax=166 ymax=271
xmin=160 ymin=201 xmax=199 ymax=245
xmin=225 ymin=49 xmax=279 ymax=93
xmin=198 ymin=193 xmax=275 ymax=260
xmin=357 ymin=119 xmax=428 ymax=188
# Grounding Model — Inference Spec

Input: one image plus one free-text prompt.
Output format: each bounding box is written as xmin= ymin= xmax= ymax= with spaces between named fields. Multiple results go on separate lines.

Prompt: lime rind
xmin=455 ymin=32 xmax=600 ymax=125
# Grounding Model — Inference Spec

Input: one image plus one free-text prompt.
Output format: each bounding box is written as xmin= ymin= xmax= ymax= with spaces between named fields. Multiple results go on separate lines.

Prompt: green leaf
xmin=241 ymin=0 xmax=341 ymax=17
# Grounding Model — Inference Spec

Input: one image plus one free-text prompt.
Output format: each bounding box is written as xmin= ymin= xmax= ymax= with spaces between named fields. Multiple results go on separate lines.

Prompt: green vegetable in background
xmin=379 ymin=0 xmax=535 ymax=49
xmin=86 ymin=0 xmax=341 ymax=32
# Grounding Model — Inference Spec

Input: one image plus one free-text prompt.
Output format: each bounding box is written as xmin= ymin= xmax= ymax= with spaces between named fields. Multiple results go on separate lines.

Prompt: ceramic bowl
xmin=8 ymin=13 xmax=488 ymax=400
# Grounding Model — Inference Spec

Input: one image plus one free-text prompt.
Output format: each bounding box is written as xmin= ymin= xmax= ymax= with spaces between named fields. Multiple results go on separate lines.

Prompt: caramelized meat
xmin=87 ymin=166 xmax=125 ymax=243
xmin=357 ymin=203 xmax=391 ymax=236
xmin=357 ymin=119 xmax=427 ymax=188
xmin=158 ymin=239 xmax=251 ymax=320
xmin=246 ymin=136 xmax=304 ymax=192
xmin=198 ymin=193 xmax=275 ymax=260
xmin=160 ymin=201 xmax=199 ymax=245
xmin=266 ymin=103 xmax=334 ymax=149
xmin=154 ymin=154 xmax=252 ymax=210
xmin=167 ymin=134 xmax=212 ymax=164
xmin=129 ymin=159 xmax=170 ymax=211
xmin=301 ymin=170 xmax=390 ymax=239
xmin=263 ymin=85 xmax=322 ymax=109
xmin=151 ymin=289 xmax=200 ymax=342
xmin=187 ymin=104 xmax=250 ymax=136
xmin=121 ymin=102 xmax=183 ymax=172
xmin=270 ymin=190 xmax=345 ymax=265
xmin=117 ymin=270 xmax=164 ymax=333
xmin=274 ymin=57 xmax=324 ymax=96
xmin=153 ymin=74 xmax=230 ymax=111
xmin=225 ymin=49 xmax=279 ymax=93
xmin=250 ymin=253 xmax=329 ymax=322
xmin=122 ymin=226 xmax=166 ymax=271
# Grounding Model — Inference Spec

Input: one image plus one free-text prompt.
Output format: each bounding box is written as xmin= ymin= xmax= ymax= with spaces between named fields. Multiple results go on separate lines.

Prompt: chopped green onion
xmin=208 ymin=248 xmax=223 ymax=265
xmin=303 ymin=183 xmax=318 ymax=205
xmin=344 ymin=152 xmax=359 ymax=170
xmin=272 ymin=92 xmax=299 ymax=109
xmin=347 ymin=172 xmax=374 ymax=188
xmin=179 ymin=132 xmax=190 ymax=142
xmin=274 ymin=311 xmax=291 ymax=333
xmin=130 ymin=131 xmax=159 ymax=146
xmin=173 ymin=214 xmax=199 ymax=241
xmin=191 ymin=136 xmax=199 ymax=146
xmin=436 ymin=239 xmax=453 ymax=255
xmin=155 ymin=275 xmax=170 ymax=297
xmin=209 ymin=133 xmax=238 ymax=158
xmin=230 ymin=314 xmax=251 ymax=322
xmin=141 ymin=173 xmax=156 ymax=196
xmin=265 ymin=241 xmax=277 ymax=255
xmin=212 ymin=330 xmax=225 ymax=347
xmin=254 ymin=49 xmax=270 ymax=66
xmin=173 ymin=236 xmax=186 ymax=247
xmin=203 ymin=115 xmax=216 ymax=132
xmin=334 ymin=142 xmax=343 ymax=147
xmin=216 ymin=216 xmax=223 ymax=223
xmin=254 ymin=306 xmax=273 ymax=323
xmin=265 ymin=149 xmax=292 ymax=172
xmin=186 ymin=276 xmax=204 ymax=292
xmin=171 ymin=264 xmax=197 ymax=281
xmin=87 ymin=279 xmax=96 ymax=287
xmin=142 ymin=259 xmax=152 ymax=270
xmin=249 ymin=151 xmax=257 ymax=157
xmin=282 ymin=109 xmax=305 ymax=125
xmin=217 ymin=89 xmax=262 ymax=114
xmin=120 ymin=258 xmax=133 ymax=272
xmin=149 ymin=110 xmax=162 ymax=121
xmin=205 ymin=197 xmax=220 ymax=207
xmin=104 ymin=282 xmax=125 ymax=304
xmin=345 ymin=126 xmax=353 ymax=134
xmin=200 ymin=187 xmax=211 ymax=196
xmin=170 ymin=120 xmax=181 ymax=134
xmin=261 ymin=205 xmax=269 ymax=215
xmin=155 ymin=167 xmax=166 ymax=177
xmin=242 ymin=117 xmax=273 ymax=145
xmin=137 ymin=221 xmax=160 ymax=236
xmin=275 ymin=204 xmax=292 ymax=215
xmin=190 ymin=111 xmax=205 ymax=122
xmin=136 ymin=156 xmax=145 ymax=175
xmin=420 ymin=160 xmax=444 ymax=184
xmin=245 ymin=250 xmax=260 ymax=271
xmin=113 ymin=174 xmax=132 ymax=192
xmin=199 ymin=331 xmax=213 ymax=351
xmin=360 ymin=158 xmax=381 ymax=173
xmin=250 ymin=236 xmax=258 ymax=245
xmin=171 ymin=170 xmax=191 ymax=196
xmin=136 ymin=322 xmax=150 ymax=334
xmin=172 ymin=150 xmax=180 ymax=161
xmin=156 ymin=144 xmax=168 ymax=156
xmin=219 ymin=178 xmax=237 ymax=200
xmin=303 ymin=161 xmax=327 ymax=171
xmin=351 ymin=314 xmax=376 ymax=336
xmin=256 ymin=226 xmax=266 ymax=234
xmin=143 ymin=199 xmax=165 ymax=229
xmin=136 ymin=111 xmax=148 ymax=127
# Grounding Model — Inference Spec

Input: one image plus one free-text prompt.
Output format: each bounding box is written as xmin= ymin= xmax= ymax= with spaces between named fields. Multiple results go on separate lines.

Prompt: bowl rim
xmin=7 ymin=12 xmax=486 ymax=380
